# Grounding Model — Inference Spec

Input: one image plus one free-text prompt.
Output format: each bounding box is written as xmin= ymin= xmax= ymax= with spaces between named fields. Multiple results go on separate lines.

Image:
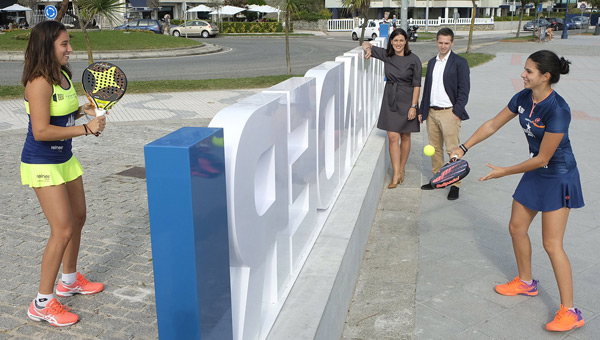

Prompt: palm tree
xmin=515 ymin=0 xmax=526 ymax=38
xmin=56 ymin=0 xmax=70 ymax=22
xmin=341 ymin=0 xmax=371 ymax=45
xmin=76 ymin=0 xmax=123 ymax=64
xmin=466 ymin=0 xmax=476 ymax=53
xmin=281 ymin=0 xmax=298 ymax=75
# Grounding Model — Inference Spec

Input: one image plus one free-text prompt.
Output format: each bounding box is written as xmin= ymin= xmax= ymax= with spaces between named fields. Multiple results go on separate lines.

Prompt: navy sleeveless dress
xmin=508 ymin=89 xmax=584 ymax=211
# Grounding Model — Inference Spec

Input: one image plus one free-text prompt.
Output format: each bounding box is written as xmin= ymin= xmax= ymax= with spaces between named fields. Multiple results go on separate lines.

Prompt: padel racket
xmin=82 ymin=61 xmax=127 ymax=120
xmin=430 ymin=158 xmax=470 ymax=188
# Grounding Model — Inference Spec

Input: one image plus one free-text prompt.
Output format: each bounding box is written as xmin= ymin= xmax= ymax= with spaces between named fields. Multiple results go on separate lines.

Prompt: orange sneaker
xmin=27 ymin=298 xmax=79 ymax=327
xmin=494 ymin=276 xmax=538 ymax=296
xmin=546 ymin=305 xmax=585 ymax=331
xmin=56 ymin=272 xmax=104 ymax=297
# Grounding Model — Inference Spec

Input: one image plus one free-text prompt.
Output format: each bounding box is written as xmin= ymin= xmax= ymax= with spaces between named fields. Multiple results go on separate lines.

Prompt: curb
xmin=0 ymin=43 xmax=222 ymax=61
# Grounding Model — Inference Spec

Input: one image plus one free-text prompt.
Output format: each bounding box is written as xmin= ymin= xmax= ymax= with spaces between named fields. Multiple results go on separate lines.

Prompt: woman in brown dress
xmin=363 ymin=28 xmax=422 ymax=188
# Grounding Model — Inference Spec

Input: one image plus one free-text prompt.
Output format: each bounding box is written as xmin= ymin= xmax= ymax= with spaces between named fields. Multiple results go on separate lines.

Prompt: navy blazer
xmin=419 ymin=51 xmax=470 ymax=121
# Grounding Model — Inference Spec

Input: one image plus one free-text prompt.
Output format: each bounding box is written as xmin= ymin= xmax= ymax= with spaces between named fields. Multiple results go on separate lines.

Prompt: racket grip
xmin=95 ymin=108 xmax=106 ymax=117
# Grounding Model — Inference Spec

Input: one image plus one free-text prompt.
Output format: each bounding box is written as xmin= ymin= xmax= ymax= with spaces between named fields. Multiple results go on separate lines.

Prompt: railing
xmin=327 ymin=18 xmax=356 ymax=31
xmin=29 ymin=10 xmax=109 ymax=29
xmin=29 ymin=10 xmax=77 ymax=27
xmin=327 ymin=17 xmax=494 ymax=31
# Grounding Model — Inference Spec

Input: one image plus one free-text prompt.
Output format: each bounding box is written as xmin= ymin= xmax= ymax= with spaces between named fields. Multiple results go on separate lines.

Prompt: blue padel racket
xmin=82 ymin=62 xmax=127 ymax=135
xmin=430 ymin=158 xmax=470 ymax=188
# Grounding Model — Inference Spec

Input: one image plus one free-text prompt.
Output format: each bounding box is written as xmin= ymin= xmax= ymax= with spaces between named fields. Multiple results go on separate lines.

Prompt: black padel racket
xmin=82 ymin=61 xmax=127 ymax=119
xmin=430 ymin=158 xmax=470 ymax=188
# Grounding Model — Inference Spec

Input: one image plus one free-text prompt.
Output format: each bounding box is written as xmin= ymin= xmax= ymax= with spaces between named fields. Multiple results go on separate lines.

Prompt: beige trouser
xmin=426 ymin=107 xmax=462 ymax=187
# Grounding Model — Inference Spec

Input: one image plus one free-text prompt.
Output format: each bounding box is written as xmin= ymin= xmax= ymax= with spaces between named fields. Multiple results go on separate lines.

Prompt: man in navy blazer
xmin=419 ymin=28 xmax=470 ymax=200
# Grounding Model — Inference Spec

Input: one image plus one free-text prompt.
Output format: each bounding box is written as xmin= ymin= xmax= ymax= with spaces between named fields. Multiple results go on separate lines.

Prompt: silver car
xmin=171 ymin=20 xmax=219 ymax=38
xmin=523 ymin=19 xmax=550 ymax=31
xmin=570 ymin=16 xmax=590 ymax=28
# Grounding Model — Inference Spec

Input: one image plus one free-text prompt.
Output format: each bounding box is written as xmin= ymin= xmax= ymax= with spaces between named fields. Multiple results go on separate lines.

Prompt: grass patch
xmin=500 ymin=35 xmax=537 ymax=42
xmin=417 ymin=32 xmax=437 ymax=40
xmin=0 ymin=75 xmax=298 ymax=100
xmin=221 ymin=33 xmax=312 ymax=37
xmin=422 ymin=53 xmax=495 ymax=77
xmin=0 ymin=30 xmax=201 ymax=51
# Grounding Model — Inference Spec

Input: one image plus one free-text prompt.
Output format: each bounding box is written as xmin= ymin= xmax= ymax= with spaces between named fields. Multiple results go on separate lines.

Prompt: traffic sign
xmin=44 ymin=5 xmax=57 ymax=20
xmin=580 ymin=4 xmax=586 ymax=10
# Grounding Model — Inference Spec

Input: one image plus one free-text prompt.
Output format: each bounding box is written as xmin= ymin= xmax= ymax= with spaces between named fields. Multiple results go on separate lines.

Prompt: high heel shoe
xmin=388 ymin=180 xmax=399 ymax=189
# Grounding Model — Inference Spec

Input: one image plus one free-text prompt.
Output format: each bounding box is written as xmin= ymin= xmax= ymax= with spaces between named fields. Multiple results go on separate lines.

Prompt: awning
xmin=129 ymin=0 xmax=149 ymax=9
xmin=209 ymin=5 xmax=245 ymax=16
xmin=188 ymin=4 xmax=213 ymax=12
xmin=246 ymin=5 xmax=280 ymax=14
xmin=1 ymin=3 xmax=32 ymax=11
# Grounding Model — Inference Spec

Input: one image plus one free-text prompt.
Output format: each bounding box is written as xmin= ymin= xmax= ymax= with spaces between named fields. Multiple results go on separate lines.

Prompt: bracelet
xmin=459 ymin=144 xmax=468 ymax=154
xmin=83 ymin=124 xmax=89 ymax=136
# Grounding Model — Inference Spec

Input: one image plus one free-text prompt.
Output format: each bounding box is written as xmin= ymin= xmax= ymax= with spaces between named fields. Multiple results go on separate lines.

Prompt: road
xmin=0 ymin=32 xmax=504 ymax=85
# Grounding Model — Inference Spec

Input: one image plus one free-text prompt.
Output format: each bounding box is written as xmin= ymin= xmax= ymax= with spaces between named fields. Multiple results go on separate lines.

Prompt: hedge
xmin=220 ymin=21 xmax=291 ymax=33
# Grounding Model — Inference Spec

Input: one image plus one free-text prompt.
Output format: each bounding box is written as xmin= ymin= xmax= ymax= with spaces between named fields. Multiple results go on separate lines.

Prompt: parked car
xmin=523 ymin=19 xmax=550 ymax=31
xmin=545 ymin=17 xmax=564 ymax=30
xmin=564 ymin=18 xmax=579 ymax=30
xmin=171 ymin=20 xmax=219 ymax=38
xmin=571 ymin=16 xmax=590 ymax=28
xmin=351 ymin=20 xmax=391 ymax=41
xmin=114 ymin=19 xmax=164 ymax=34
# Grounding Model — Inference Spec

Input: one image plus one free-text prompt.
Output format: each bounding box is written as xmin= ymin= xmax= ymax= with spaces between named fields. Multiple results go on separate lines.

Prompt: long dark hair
xmin=528 ymin=50 xmax=570 ymax=84
xmin=386 ymin=28 xmax=411 ymax=57
xmin=21 ymin=21 xmax=72 ymax=87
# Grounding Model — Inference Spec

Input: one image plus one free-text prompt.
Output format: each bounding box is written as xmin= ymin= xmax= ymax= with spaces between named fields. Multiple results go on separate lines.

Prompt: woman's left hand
xmin=408 ymin=107 xmax=417 ymax=120
xmin=479 ymin=163 xmax=507 ymax=181
xmin=81 ymin=103 xmax=96 ymax=116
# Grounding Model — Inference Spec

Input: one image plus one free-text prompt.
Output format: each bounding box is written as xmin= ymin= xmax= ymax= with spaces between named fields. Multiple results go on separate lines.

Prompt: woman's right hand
xmin=87 ymin=115 xmax=106 ymax=135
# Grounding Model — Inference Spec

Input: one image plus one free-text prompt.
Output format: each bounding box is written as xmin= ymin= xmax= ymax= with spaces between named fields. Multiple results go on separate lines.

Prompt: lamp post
xmin=561 ymin=0 xmax=569 ymax=39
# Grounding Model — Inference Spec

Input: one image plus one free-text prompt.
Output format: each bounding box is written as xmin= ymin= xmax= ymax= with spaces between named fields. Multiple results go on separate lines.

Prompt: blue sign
xmin=44 ymin=5 xmax=57 ymax=20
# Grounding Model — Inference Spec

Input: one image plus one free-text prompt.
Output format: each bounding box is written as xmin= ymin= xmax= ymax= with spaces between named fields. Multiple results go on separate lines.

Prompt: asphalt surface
xmin=0 ymin=30 xmax=505 ymax=85
xmin=0 ymin=30 xmax=599 ymax=339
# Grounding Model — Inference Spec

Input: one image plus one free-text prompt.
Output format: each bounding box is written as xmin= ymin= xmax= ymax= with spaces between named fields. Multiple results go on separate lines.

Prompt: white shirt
xmin=430 ymin=52 xmax=453 ymax=107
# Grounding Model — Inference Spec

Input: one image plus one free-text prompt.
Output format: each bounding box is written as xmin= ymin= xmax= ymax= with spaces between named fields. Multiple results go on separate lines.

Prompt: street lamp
xmin=561 ymin=0 xmax=569 ymax=39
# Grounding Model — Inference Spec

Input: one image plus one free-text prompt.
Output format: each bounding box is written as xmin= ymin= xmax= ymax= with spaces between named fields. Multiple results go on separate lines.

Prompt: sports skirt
xmin=513 ymin=167 xmax=584 ymax=212
xmin=21 ymin=155 xmax=83 ymax=188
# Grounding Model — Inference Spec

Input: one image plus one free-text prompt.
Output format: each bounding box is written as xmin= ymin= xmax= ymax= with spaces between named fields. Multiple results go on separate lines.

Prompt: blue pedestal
xmin=144 ymin=127 xmax=233 ymax=340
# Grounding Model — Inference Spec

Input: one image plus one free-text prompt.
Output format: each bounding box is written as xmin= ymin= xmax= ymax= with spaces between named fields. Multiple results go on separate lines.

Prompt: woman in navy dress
xmin=362 ymin=28 xmax=422 ymax=188
xmin=451 ymin=50 xmax=585 ymax=332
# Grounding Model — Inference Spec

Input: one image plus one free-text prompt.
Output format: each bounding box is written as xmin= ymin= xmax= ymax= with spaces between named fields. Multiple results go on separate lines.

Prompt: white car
xmin=171 ymin=20 xmax=219 ymax=38
xmin=351 ymin=20 xmax=392 ymax=41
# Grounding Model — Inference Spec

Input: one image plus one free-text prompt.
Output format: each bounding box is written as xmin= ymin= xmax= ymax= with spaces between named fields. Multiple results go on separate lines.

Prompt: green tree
xmin=340 ymin=0 xmax=371 ymax=45
xmin=76 ymin=0 xmax=123 ymax=64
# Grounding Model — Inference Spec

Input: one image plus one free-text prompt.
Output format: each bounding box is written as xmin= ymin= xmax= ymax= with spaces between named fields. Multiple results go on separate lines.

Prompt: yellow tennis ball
xmin=424 ymin=145 xmax=435 ymax=157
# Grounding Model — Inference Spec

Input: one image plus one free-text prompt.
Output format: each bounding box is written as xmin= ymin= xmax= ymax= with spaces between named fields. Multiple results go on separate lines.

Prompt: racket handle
xmin=95 ymin=108 xmax=106 ymax=117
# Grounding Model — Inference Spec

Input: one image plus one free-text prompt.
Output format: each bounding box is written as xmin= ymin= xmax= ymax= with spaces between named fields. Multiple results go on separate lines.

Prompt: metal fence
xmin=327 ymin=17 xmax=494 ymax=31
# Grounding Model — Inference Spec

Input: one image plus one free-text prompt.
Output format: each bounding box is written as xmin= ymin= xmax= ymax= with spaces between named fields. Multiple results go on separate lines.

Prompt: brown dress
xmin=371 ymin=46 xmax=422 ymax=133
